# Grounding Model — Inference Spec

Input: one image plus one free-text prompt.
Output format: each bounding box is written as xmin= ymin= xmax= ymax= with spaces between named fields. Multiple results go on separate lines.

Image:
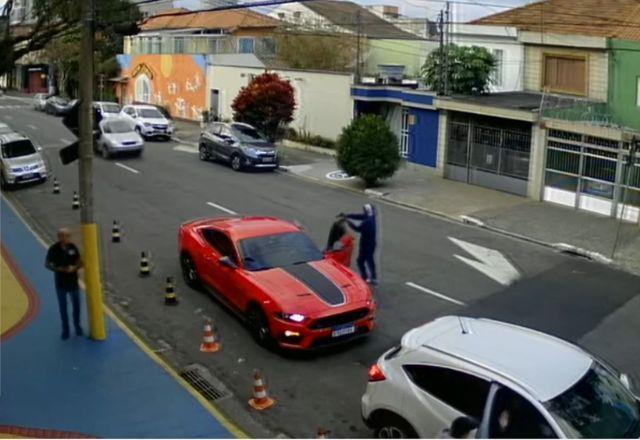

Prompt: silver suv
xmin=0 ymin=133 xmax=48 ymax=188
xmin=362 ymin=316 xmax=640 ymax=438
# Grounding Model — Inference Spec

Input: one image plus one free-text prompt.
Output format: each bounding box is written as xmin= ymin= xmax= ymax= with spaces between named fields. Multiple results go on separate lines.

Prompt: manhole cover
xmin=180 ymin=366 xmax=229 ymax=401
xmin=326 ymin=170 xmax=356 ymax=181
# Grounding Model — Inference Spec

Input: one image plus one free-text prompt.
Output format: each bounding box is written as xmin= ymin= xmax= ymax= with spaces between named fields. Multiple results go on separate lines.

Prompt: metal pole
xmin=355 ymin=10 xmax=361 ymax=84
xmin=438 ymin=10 xmax=444 ymax=95
xmin=611 ymin=140 xmax=639 ymax=258
xmin=444 ymin=1 xmax=450 ymax=96
xmin=79 ymin=0 xmax=106 ymax=340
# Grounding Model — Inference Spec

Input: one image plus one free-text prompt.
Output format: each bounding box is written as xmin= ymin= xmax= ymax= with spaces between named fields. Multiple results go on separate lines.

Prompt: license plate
xmin=332 ymin=324 xmax=356 ymax=338
xmin=262 ymin=157 xmax=274 ymax=163
xmin=21 ymin=173 xmax=36 ymax=180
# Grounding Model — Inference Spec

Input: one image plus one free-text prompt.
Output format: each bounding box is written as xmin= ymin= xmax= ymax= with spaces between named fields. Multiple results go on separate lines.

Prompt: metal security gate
xmin=400 ymin=108 xmax=410 ymax=158
xmin=445 ymin=120 xmax=532 ymax=196
xmin=543 ymin=129 xmax=640 ymax=222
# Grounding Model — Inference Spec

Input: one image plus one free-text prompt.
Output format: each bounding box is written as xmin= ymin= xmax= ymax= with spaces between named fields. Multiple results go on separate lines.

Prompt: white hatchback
xmin=361 ymin=316 xmax=640 ymax=438
xmin=119 ymin=104 xmax=173 ymax=140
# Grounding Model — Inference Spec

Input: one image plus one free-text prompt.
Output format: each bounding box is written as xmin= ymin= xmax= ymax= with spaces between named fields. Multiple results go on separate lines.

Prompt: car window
xmin=231 ymin=124 xmax=267 ymax=143
xmin=403 ymin=365 xmax=490 ymax=419
xmin=207 ymin=123 xmax=221 ymax=135
xmin=219 ymin=127 xmax=234 ymax=140
xmin=139 ymin=108 xmax=163 ymax=119
xmin=202 ymin=229 xmax=238 ymax=263
xmin=489 ymin=387 xmax=557 ymax=438
xmin=103 ymin=104 xmax=120 ymax=113
xmin=239 ymin=232 xmax=323 ymax=271
xmin=544 ymin=362 xmax=640 ymax=438
xmin=106 ymin=120 xmax=133 ymax=134
xmin=1 ymin=139 xmax=37 ymax=158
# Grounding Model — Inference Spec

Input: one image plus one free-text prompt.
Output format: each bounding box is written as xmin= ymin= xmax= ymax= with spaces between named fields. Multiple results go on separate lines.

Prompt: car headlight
xmin=278 ymin=313 xmax=306 ymax=323
xmin=11 ymin=167 xmax=23 ymax=173
xmin=143 ymin=122 xmax=152 ymax=127
xmin=241 ymin=146 xmax=260 ymax=157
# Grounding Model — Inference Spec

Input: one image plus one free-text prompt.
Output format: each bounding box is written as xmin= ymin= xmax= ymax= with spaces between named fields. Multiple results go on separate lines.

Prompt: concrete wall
xmin=523 ymin=45 xmax=609 ymax=101
xmin=365 ymin=39 xmax=437 ymax=78
xmin=207 ymin=65 xmax=353 ymax=140
xmin=608 ymin=39 xmax=640 ymax=132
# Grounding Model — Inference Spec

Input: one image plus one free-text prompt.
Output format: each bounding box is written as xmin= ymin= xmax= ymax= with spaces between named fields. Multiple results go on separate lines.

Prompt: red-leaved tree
xmin=231 ymin=72 xmax=296 ymax=141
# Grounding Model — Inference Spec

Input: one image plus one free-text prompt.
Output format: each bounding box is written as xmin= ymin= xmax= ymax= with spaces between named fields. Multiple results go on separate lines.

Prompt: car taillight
xmin=368 ymin=363 xmax=386 ymax=382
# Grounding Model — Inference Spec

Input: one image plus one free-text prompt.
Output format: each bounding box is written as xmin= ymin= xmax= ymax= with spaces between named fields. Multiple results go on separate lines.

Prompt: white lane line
xmin=173 ymin=145 xmax=198 ymax=154
xmin=28 ymin=124 xmax=37 ymax=130
xmin=405 ymin=282 xmax=467 ymax=306
xmin=59 ymin=138 xmax=72 ymax=144
xmin=206 ymin=202 xmax=237 ymax=215
xmin=115 ymin=162 xmax=140 ymax=174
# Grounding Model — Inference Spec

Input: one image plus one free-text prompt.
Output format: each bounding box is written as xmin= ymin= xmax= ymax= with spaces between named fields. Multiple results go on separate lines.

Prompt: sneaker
xmin=75 ymin=326 xmax=84 ymax=337
xmin=61 ymin=331 xmax=70 ymax=340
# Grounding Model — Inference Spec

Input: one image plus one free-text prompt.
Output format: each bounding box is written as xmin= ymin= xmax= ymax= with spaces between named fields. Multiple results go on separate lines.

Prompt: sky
xmin=175 ymin=0 xmax=534 ymax=21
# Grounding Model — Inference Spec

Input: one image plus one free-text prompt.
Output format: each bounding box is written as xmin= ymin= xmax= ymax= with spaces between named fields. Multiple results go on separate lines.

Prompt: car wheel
xmin=246 ymin=306 xmax=274 ymax=347
xmin=0 ymin=172 xmax=9 ymax=190
xmin=101 ymin=146 xmax=110 ymax=159
xmin=199 ymin=145 xmax=209 ymax=161
xmin=134 ymin=150 xmax=142 ymax=158
xmin=180 ymin=253 xmax=200 ymax=289
xmin=231 ymin=154 xmax=243 ymax=171
xmin=374 ymin=415 xmax=418 ymax=439
xmin=135 ymin=126 xmax=145 ymax=140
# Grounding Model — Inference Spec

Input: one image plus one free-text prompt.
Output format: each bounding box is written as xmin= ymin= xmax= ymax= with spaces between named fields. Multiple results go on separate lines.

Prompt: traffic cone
xmin=199 ymin=319 xmax=219 ymax=352
xmin=111 ymin=220 xmax=121 ymax=243
xmin=52 ymin=178 xmax=60 ymax=194
xmin=72 ymin=191 xmax=79 ymax=209
xmin=317 ymin=428 xmax=331 ymax=439
xmin=139 ymin=252 xmax=151 ymax=277
xmin=248 ymin=370 xmax=276 ymax=410
xmin=164 ymin=276 xmax=179 ymax=305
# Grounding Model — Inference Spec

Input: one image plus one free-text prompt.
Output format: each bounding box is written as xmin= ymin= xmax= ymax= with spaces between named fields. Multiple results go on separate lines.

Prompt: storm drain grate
xmin=180 ymin=367 xmax=228 ymax=401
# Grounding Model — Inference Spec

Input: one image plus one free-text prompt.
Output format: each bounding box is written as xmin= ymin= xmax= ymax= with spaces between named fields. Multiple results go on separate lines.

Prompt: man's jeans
xmin=55 ymin=286 xmax=81 ymax=333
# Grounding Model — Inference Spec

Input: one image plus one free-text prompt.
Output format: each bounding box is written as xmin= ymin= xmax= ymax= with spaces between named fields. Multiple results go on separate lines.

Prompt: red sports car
xmin=178 ymin=216 xmax=376 ymax=350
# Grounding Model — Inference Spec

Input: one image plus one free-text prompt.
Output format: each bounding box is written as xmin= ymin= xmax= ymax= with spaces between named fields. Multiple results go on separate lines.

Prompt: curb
xmin=280 ymin=140 xmax=336 ymax=157
xmin=172 ymin=136 xmax=198 ymax=146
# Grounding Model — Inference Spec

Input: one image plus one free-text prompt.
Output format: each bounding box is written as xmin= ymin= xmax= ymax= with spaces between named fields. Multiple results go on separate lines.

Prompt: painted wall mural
xmin=117 ymin=54 xmax=207 ymax=121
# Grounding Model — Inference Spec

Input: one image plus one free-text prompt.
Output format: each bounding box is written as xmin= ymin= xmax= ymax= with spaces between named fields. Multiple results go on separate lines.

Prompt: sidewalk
xmin=173 ymin=119 xmax=640 ymax=274
xmin=0 ymin=196 xmax=241 ymax=438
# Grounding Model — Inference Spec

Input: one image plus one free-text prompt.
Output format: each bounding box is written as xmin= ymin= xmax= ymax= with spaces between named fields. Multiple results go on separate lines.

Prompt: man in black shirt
xmin=45 ymin=228 xmax=84 ymax=339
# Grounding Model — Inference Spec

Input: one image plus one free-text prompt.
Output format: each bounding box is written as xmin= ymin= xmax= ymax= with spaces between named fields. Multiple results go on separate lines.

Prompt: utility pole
xmin=79 ymin=0 xmax=107 ymax=340
xmin=612 ymin=139 xmax=639 ymax=258
xmin=355 ymin=9 xmax=361 ymax=84
xmin=444 ymin=1 xmax=450 ymax=96
xmin=438 ymin=9 xmax=444 ymax=95
xmin=98 ymin=74 xmax=105 ymax=102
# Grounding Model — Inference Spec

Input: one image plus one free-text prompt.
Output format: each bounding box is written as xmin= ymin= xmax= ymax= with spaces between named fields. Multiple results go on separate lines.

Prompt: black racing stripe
xmin=283 ymin=263 xmax=345 ymax=306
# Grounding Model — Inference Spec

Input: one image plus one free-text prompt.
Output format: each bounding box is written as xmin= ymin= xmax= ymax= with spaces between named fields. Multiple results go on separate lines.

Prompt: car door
xmin=202 ymin=123 xmax=221 ymax=158
xmin=201 ymin=229 xmax=244 ymax=310
xmin=218 ymin=126 xmax=237 ymax=160
xmin=401 ymin=364 xmax=492 ymax=437
xmin=477 ymin=384 xmax=560 ymax=438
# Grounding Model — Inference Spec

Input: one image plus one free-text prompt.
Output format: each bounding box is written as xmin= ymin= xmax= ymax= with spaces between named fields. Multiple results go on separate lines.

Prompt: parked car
xmin=94 ymin=101 xmax=121 ymax=119
xmin=179 ymin=216 xmax=376 ymax=350
xmin=96 ymin=118 xmax=144 ymax=159
xmin=44 ymin=96 xmax=70 ymax=116
xmin=361 ymin=316 xmax=640 ymax=439
xmin=0 ymin=132 xmax=48 ymax=188
xmin=33 ymin=93 xmax=49 ymax=111
xmin=119 ymin=104 xmax=173 ymax=140
xmin=132 ymin=101 xmax=173 ymax=121
xmin=198 ymin=122 xmax=278 ymax=171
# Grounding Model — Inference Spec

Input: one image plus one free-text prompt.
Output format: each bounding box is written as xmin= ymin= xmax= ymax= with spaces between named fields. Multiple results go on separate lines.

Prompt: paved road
xmin=2 ymin=95 xmax=639 ymax=438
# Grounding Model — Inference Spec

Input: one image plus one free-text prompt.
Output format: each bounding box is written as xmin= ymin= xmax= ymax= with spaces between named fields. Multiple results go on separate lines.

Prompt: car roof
xmin=0 ymin=132 xmax=31 ymax=144
xmin=127 ymin=104 xmax=159 ymax=110
xmin=403 ymin=316 xmax=593 ymax=402
xmin=100 ymin=117 xmax=131 ymax=127
xmin=184 ymin=216 xmax=301 ymax=241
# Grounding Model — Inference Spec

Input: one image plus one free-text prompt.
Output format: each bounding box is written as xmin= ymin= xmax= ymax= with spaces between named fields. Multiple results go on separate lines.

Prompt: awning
xmin=108 ymin=76 xmax=129 ymax=83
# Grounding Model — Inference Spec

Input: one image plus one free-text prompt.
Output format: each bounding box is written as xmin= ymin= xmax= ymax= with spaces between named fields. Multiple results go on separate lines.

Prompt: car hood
xmin=104 ymin=132 xmax=143 ymax=144
xmin=245 ymin=259 xmax=371 ymax=314
xmin=241 ymin=142 xmax=275 ymax=151
xmin=139 ymin=117 xmax=169 ymax=125
xmin=4 ymin=153 xmax=44 ymax=167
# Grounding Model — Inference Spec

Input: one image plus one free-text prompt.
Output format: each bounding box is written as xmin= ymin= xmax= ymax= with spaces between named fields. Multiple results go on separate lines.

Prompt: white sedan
xmin=96 ymin=118 xmax=144 ymax=159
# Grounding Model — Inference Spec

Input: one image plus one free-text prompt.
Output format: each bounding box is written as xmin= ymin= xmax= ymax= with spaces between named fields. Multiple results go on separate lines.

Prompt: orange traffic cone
xmin=199 ymin=319 xmax=220 ymax=353
xmin=317 ymin=428 xmax=331 ymax=439
xmin=248 ymin=370 xmax=276 ymax=410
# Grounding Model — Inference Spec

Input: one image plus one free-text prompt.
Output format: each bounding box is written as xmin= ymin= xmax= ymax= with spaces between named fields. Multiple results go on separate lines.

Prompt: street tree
xmin=421 ymin=44 xmax=497 ymax=95
xmin=231 ymin=72 xmax=296 ymax=141
xmin=274 ymin=31 xmax=357 ymax=72
xmin=0 ymin=0 xmax=141 ymax=78
xmin=336 ymin=114 xmax=401 ymax=187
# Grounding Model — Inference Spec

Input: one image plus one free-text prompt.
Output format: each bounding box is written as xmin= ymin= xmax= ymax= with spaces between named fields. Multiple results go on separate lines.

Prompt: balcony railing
xmin=124 ymin=35 xmax=276 ymax=58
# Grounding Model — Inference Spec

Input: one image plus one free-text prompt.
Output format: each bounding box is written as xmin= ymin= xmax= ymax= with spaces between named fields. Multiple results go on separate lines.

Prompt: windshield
xmin=239 ymin=232 xmax=323 ymax=271
xmin=103 ymin=104 xmax=120 ymax=113
xmin=139 ymin=108 xmax=163 ymax=119
xmin=105 ymin=120 xmax=132 ymax=134
xmin=544 ymin=362 xmax=640 ymax=438
xmin=232 ymin=125 xmax=267 ymax=143
xmin=2 ymin=140 xmax=36 ymax=158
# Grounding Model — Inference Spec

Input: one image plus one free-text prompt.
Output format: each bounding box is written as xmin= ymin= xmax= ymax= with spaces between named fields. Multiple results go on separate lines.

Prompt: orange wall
xmin=120 ymin=54 xmax=207 ymax=121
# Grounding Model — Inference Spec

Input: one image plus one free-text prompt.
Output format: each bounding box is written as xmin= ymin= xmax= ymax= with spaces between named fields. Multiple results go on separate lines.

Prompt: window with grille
xmin=238 ymin=38 xmax=255 ymax=54
xmin=543 ymin=54 xmax=587 ymax=96
xmin=400 ymin=108 xmax=410 ymax=158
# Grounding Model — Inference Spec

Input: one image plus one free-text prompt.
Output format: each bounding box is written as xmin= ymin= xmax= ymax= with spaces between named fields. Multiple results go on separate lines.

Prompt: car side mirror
xmin=219 ymin=256 xmax=237 ymax=269
xmin=36 ymin=146 xmax=43 ymax=152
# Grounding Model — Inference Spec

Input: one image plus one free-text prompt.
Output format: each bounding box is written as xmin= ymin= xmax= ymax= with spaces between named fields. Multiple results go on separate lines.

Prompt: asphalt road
xmin=2 ymin=95 xmax=640 ymax=438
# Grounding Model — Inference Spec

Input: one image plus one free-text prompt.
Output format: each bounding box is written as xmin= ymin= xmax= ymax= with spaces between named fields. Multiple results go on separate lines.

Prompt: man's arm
xmin=346 ymin=220 xmax=362 ymax=232
xmin=345 ymin=213 xmax=367 ymax=221
xmin=44 ymin=247 xmax=58 ymax=271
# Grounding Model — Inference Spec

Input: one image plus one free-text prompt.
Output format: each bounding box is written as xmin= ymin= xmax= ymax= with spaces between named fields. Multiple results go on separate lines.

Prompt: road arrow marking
xmin=448 ymin=237 xmax=520 ymax=286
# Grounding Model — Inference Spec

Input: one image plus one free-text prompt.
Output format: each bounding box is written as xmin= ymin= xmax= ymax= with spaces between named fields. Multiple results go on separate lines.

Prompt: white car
xmin=119 ymin=104 xmax=173 ymax=141
xmin=94 ymin=101 xmax=121 ymax=119
xmin=0 ymin=132 xmax=48 ymax=188
xmin=33 ymin=93 xmax=48 ymax=111
xmin=96 ymin=118 xmax=144 ymax=159
xmin=362 ymin=316 xmax=640 ymax=439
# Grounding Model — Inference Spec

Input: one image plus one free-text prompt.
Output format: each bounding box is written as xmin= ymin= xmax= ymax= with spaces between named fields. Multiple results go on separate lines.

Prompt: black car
xmin=198 ymin=122 xmax=278 ymax=171
xmin=44 ymin=96 xmax=75 ymax=116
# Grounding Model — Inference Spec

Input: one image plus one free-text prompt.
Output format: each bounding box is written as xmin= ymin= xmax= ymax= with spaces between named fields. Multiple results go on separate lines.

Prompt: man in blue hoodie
xmin=340 ymin=204 xmax=378 ymax=284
